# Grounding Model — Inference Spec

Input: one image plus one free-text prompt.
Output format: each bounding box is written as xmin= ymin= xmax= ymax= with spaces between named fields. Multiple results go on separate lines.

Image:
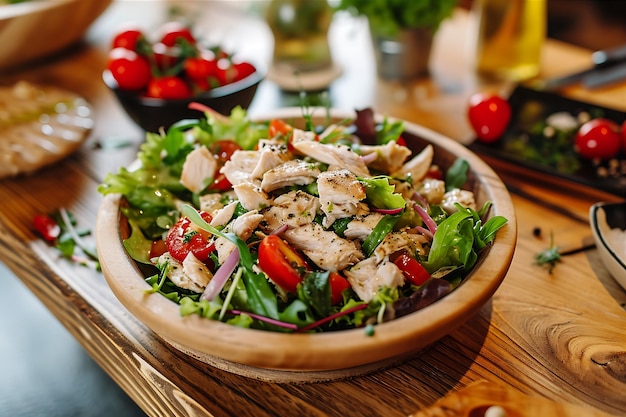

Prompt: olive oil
xmin=473 ymin=0 xmax=545 ymax=81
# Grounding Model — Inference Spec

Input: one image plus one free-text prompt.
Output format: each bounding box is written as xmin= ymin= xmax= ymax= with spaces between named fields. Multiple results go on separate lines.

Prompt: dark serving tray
xmin=468 ymin=86 xmax=626 ymax=197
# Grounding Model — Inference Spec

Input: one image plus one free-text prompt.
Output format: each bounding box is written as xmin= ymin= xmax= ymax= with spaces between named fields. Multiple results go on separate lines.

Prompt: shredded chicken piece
xmin=293 ymin=141 xmax=370 ymax=177
xmin=260 ymin=159 xmax=320 ymax=192
xmin=283 ymin=223 xmax=364 ymax=272
xmin=344 ymin=213 xmax=385 ymax=241
xmin=442 ymin=189 xmax=476 ymax=213
xmin=232 ymin=181 xmax=272 ymax=211
xmin=359 ymin=141 xmax=412 ymax=174
xmin=180 ymin=146 xmax=218 ymax=193
xmin=344 ymin=258 xmax=404 ymax=302
xmin=260 ymin=190 xmax=320 ymax=233
xmin=317 ymin=168 xmax=367 ymax=227
xmin=391 ymin=144 xmax=433 ymax=182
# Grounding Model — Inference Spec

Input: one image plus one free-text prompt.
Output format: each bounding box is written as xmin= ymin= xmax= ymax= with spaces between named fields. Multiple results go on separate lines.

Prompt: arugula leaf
xmin=299 ymin=271 xmax=333 ymax=317
xmin=445 ymin=158 xmax=470 ymax=192
xmin=423 ymin=203 xmax=507 ymax=274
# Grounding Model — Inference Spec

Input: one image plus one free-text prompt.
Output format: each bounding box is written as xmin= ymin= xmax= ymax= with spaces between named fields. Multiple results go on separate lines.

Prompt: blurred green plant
xmin=334 ymin=0 xmax=457 ymax=37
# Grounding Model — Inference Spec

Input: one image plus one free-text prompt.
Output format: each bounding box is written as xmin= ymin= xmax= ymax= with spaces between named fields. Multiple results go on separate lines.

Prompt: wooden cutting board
xmin=411 ymin=380 xmax=615 ymax=417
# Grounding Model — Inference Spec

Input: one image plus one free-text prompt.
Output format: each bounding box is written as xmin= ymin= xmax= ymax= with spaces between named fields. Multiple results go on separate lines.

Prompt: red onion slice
xmin=413 ymin=202 xmax=437 ymax=234
xmin=201 ymin=249 xmax=239 ymax=301
xmin=373 ymin=207 xmax=403 ymax=215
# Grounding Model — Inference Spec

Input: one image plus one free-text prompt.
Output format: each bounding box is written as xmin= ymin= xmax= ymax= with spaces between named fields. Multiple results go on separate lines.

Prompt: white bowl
xmin=96 ymin=108 xmax=517 ymax=382
xmin=590 ymin=202 xmax=626 ymax=290
xmin=0 ymin=0 xmax=112 ymax=72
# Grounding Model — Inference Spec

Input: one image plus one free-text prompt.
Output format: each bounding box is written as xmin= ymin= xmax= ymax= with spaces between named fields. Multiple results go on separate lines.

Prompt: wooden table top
xmin=1 ymin=2 xmax=625 ymax=416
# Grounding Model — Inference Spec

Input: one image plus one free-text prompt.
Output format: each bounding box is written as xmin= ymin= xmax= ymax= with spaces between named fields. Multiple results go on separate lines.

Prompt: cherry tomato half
xmin=107 ymin=47 xmax=152 ymax=91
xmin=575 ymin=118 xmax=622 ymax=160
xmin=165 ymin=211 xmax=215 ymax=263
xmin=211 ymin=140 xmax=242 ymax=162
xmin=329 ymin=272 xmax=351 ymax=305
xmin=393 ymin=253 xmax=430 ymax=286
xmin=184 ymin=56 xmax=218 ymax=81
xmin=146 ymin=76 xmax=193 ymax=99
xmin=258 ymin=234 xmax=309 ymax=294
xmin=467 ymin=92 xmax=512 ymax=143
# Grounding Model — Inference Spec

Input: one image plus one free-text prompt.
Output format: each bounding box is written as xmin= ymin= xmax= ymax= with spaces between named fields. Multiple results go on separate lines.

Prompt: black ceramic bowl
xmin=103 ymin=68 xmax=264 ymax=132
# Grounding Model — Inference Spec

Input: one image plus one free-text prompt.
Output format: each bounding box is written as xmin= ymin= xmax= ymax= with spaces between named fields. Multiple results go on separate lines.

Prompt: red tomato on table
xmin=467 ymin=92 xmax=512 ymax=143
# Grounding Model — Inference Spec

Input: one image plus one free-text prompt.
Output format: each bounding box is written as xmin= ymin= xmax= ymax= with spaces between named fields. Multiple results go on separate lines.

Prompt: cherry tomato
xmin=111 ymin=27 xmax=144 ymax=51
xmin=107 ymin=47 xmax=152 ymax=91
xmin=231 ymin=62 xmax=256 ymax=82
xmin=575 ymin=118 xmax=622 ymax=160
xmin=268 ymin=119 xmax=293 ymax=139
xmin=33 ymin=214 xmax=61 ymax=243
xmin=467 ymin=92 xmax=512 ymax=143
xmin=165 ymin=211 xmax=215 ymax=263
xmin=159 ymin=21 xmax=196 ymax=47
xmin=395 ymin=135 xmax=407 ymax=147
xmin=184 ymin=56 xmax=218 ymax=81
xmin=621 ymin=120 xmax=626 ymax=150
xmin=149 ymin=239 xmax=168 ymax=259
xmin=208 ymin=172 xmax=233 ymax=192
xmin=258 ymin=234 xmax=309 ymax=294
xmin=211 ymin=140 xmax=242 ymax=162
xmin=213 ymin=58 xmax=236 ymax=86
xmin=329 ymin=272 xmax=351 ymax=305
xmin=146 ymin=76 xmax=192 ymax=99
xmin=151 ymin=42 xmax=180 ymax=72
xmin=393 ymin=253 xmax=430 ymax=286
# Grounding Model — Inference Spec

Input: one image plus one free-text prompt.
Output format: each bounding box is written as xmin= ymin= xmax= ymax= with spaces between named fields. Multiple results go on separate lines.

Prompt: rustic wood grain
xmin=1 ymin=2 xmax=625 ymax=417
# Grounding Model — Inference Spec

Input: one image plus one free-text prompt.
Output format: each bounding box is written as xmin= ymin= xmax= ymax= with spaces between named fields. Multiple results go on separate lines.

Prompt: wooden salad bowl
xmin=96 ymin=108 xmax=517 ymax=383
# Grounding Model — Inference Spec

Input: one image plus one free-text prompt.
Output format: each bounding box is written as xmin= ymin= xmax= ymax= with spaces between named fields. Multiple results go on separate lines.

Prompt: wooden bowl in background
xmin=0 ymin=0 xmax=112 ymax=72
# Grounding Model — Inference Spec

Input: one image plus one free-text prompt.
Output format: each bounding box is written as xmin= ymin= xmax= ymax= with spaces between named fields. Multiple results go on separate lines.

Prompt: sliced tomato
xmin=329 ymin=272 xmax=351 ymax=305
xmin=211 ymin=140 xmax=242 ymax=162
xmin=206 ymin=140 xmax=241 ymax=191
xmin=208 ymin=172 xmax=232 ymax=192
xmin=268 ymin=119 xmax=293 ymax=139
xmin=165 ymin=211 xmax=215 ymax=262
xmin=393 ymin=253 xmax=430 ymax=286
xmin=149 ymin=239 xmax=168 ymax=258
xmin=258 ymin=234 xmax=308 ymax=294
